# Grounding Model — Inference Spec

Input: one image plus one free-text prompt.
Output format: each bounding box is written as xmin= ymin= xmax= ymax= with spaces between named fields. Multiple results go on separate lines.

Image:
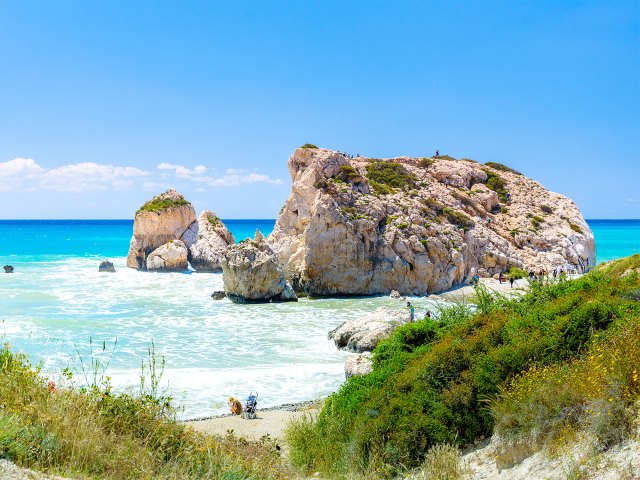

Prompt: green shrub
xmin=365 ymin=161 xmax=417 ymax=190
xmin=482 ymin=170 xmax=509 ymax=202
xmin=509 ymin=228 xmax=520 ymax=238
xmin=508 ymin=266 xmax=528 ymax=280
xmin=435 ymin=154 xmax=457 ymax=161
xmin=570 ymin=223 xmax=584 ymax=234
xmin=420 ymin=239 xmax=429 ymax=249
xmin=540 ymin=205 xmax=554 ymax=214
xmin=460 ymin=158 xmax=478 ymax=163
xmin=287 ymin=256 xmax=640 ymax=477
xmin=370 ymin=181 xmax=393 ymax=195
xmin=396 ymin=223 xmax=409 ymax=230
xmin=501 ymin=206 xmax=508 ymax=214
xmin=300 ymin=143 xmax=318 ymax=149
xmin=137 ymin=196 xmax=191 ymax=215
xmin=531 ymin=215 xmax=544 ymax=229
xmin=416 ymin=444 xmax=465 ymax=480
xmin=484 ymin=161 xmax=522 ymax=175
xmin=423 ymin=198 xmax=445 ymax=216
xmin=207 ymin=214 xmax=220 ymax=227
xmin=419 ymin=158 xmax=434 ymax=168
xmin=443 ymin=207 xmax=474 ymax=231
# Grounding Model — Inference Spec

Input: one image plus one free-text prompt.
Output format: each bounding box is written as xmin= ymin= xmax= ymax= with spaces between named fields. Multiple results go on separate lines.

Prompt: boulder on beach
xmin=328 ymin=306 xmax=409 ymax=353
xmin=127 ymin=189 xmax=196 ymax=270
xmin=98 ymin=260 xmax=115 ymax=273
xmin=221 ymin=235 xmax=297 ymax=304
xmin=188 ymin=210 xmax=235 ymax=272
xmin=146 ymin=240 xmax=189 ymax=272
xmin=268 ymin=147 xmax=595 ymax=295
xmin=345 ymin=352 xmax=373 ymax=379
xmin=3 ymin=265 xmax=14 ymax=273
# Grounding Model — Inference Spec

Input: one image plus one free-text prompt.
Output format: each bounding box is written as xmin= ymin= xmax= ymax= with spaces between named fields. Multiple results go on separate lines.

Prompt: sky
xmin=0 ymin=0 xmax=638 ymax=219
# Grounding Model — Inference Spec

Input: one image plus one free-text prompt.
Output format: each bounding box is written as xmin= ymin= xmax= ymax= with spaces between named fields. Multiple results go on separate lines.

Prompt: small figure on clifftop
xmin=435 ymin=149 xmax=440 ymax=157
xmin=228 ymin=397 xmax=243 ymax=415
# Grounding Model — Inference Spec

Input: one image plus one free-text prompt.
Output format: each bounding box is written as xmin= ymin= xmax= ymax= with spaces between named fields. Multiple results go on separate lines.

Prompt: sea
xmin=0 ymin=219 xmax=638 ymax=418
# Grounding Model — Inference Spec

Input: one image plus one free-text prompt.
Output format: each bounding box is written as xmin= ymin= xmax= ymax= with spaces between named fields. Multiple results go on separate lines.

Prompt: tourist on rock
xmin=407 ymin=302 xmax=415 ymax=322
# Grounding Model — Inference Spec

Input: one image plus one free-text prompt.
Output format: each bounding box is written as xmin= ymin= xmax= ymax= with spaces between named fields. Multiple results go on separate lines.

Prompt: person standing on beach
xmin=510 ymin=277 xmax=514 ymax=288
xmin=407 ymin=301 xmax=415 ymax=322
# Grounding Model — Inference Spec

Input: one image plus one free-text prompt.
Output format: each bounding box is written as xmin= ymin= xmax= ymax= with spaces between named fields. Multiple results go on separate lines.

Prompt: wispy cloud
xmin=155 ymin=163 xmax=283 ymax=187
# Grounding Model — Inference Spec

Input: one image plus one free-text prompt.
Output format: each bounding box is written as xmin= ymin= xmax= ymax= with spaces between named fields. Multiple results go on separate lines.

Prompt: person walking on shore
xmin=407 ymin=301 xmax=415 ymax=322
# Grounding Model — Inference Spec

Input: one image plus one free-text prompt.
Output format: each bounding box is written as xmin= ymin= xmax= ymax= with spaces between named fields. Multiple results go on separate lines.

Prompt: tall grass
xmin=286 ymin=255 xmax=640 ymax=478
xmin=0 ymin=342 xmax=289 ymax=479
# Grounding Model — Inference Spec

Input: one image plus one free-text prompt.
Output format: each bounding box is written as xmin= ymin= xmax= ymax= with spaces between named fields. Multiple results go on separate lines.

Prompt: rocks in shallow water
xmin=98 ymin=260 xmax=115 ymax=273
xmin=328 ymin=306 xmax=409 ymax=353
xmin=127 ymin=189 xmax=196 ymax=270
xmin=146 ymin=240 xmax=188 ymax=271
xmin=188 ymin=210 xmax=235 ymax=272
xmin=211 ymin=291 xmax=226 ymax=300
xmin=345 ymin=352 xmax=373 ymax=379
xmin=3 ymin=265 xmax=14 ymax=273
xmin=221 ymin=236 xmax=297 ymax=304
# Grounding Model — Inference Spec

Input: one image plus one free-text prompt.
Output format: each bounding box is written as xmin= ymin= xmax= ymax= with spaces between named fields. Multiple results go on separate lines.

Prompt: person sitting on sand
xmin=228 ymin=397 xmax=243 ymax=415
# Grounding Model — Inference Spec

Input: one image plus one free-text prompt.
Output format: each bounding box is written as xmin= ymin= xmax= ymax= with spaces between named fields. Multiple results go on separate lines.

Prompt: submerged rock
xmin=268 ymin=147 xmax=595 ymax=295
xmin=146 ymin=240 xmax=189 ymax=272
xmin=221 ymin=235 xmax=297 ymax=304
xmin=328 ymin=306 xmax=409 ymax=353
xmin=345 ymin=352 xmax=373 ymax=379
xmin=211 ymin=291 xmax=226 ymax=300
xmin=3 ymin=265 xmax=14 ymax=273
xmin=188 ymin=210 xmax=235 ymax=272
xmin=98 ymin=260 xmax=115 ymax=273
xmin=127 ymin=189 xmax=196 ymax=270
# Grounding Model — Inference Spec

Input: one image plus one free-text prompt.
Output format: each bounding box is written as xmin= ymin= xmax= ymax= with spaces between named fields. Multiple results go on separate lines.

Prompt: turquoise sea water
xmin=0 ymin=219 xmax=638 ymax=418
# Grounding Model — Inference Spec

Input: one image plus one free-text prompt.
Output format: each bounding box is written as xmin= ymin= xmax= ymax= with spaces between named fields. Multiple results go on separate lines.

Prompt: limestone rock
xmin=98 ymin=260 xmax=115 ymax=273
xmin=188 ymin=210 xmax=235 ymax=272
xmin=345 ymin=352 xmax=373 ymax=379
xmin=221 ymin=237 xmax=298 ymax=304
xmin=127 ymin=190 xmax=196 ymax=270
xmin=3 ymin=265 xmax=14 ymax=273
xmin=146 ymin=240 xmax=188 ymax=272
xmin=268 ymin=147 xmax=595 ymax=295
xmin=328 ymin=306 xmax=409 ymax=353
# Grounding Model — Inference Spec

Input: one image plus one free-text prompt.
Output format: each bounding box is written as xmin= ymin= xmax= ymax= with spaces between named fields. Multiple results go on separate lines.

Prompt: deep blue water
xmin=0 ymin=219 xmax=637 ymax=264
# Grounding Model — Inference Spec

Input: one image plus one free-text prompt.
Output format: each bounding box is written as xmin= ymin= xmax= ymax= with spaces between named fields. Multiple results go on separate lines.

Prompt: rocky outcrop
xmin=268 ymin=147 xmax=595 ymax=295
xmin=221 ymin=235 xmax=297 ymax=303
xmin=127 ymin=190 xmax=196 ymax=270
xmin=146 ymin=240 xmax=189 ymax=271
xmin=344 ymin=352 xmax=373 ymax=379
xmin=3 ymin=265 xmax=14 ymax=273
xmin=328 ymin=306 xmax=409 ymax=353
xmin=211 ymin=291 xmax=226 ymax=300
xmin=98 ymin=260 xmax=115 ymax=272
xmin=188 ymin=210 xmax=235 ymax=272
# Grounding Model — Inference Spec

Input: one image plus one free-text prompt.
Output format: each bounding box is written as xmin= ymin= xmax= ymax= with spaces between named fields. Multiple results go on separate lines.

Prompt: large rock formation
xmin=268 ymin=147 xmax=595 ymax=295
xmin=328 ymin=306 xmax=410 ymax=353
xmin=188 ymin=210 xmax=235 ymax=272
xmin=221 ymin=235 xmax=298 ymax=303
xmin=146 ymin=240 xmax=189 ymax=271
xmin=126 ymin=190 xmax=236 ymax=272
xmin=127 ymin=190 xmax=196 ymax=270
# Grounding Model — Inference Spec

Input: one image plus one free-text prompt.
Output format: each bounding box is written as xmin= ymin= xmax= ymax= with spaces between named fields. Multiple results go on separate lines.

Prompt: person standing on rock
xmin=509 ymin=276 xmax=514 ymax=288
xmin=407 ymin=302 xmax=415 ymax=322
xmin=499 ymin=272 xmax=504 ymax=284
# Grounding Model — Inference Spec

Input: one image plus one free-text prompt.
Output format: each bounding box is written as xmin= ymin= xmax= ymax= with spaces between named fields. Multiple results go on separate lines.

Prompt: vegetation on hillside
xmin=482 ymin=169 xmax=509 ymax=202
xmin=286 ymin=255 xmax=640 ymax=478
xmin=0 ymin=344 xmax=288 ymax=479
xmin=365 ymin=161 xmax=417 ymax=191
xmin=300 ymin=143 xmax=318 ymax=149
xmin=484 ymin=161 xmax=522 ymax=176
xmin=137 ymin=196 xmax=191 ymax=215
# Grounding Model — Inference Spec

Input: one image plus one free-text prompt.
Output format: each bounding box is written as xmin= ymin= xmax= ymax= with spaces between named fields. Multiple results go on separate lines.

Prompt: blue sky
xmin=0 ymin=0 xmax=638 ymax=219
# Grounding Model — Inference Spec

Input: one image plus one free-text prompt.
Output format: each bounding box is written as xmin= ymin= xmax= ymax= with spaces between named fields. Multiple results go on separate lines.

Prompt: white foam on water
xmin=1 ymin=256 xmax=440 ymax=418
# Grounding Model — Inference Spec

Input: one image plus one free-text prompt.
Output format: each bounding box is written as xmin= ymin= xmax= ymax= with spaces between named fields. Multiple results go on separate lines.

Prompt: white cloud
xmin=0 ymin=158 xmax=150 ymax=192
xmin=156 ymin=163 xmax=283 ymax=187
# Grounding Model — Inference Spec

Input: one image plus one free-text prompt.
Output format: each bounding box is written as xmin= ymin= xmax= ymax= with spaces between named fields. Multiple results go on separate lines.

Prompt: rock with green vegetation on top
xmin=127 ymin=189 xmax=196 ymax=270
xmin=268 ymin=146 xmax=595 ymax=295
